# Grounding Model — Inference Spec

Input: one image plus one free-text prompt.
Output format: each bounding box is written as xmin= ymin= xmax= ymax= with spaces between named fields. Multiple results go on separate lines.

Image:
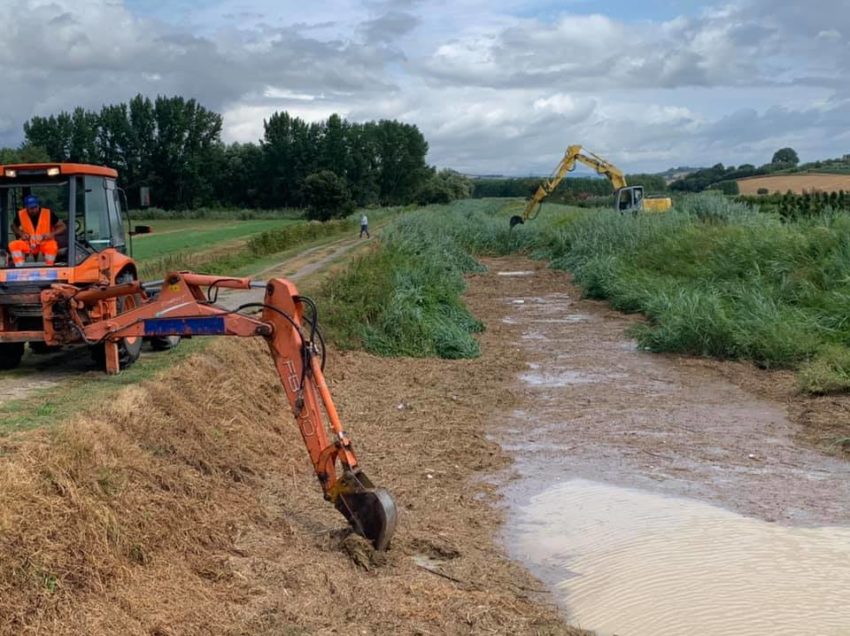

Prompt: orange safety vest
xmin=17 ymin=208 xmax=53 ymax=242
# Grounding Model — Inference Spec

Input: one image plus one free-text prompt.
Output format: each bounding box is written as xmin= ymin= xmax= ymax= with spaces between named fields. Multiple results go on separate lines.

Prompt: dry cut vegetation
xmin=0 ymin=334 xmax=583 ymax=635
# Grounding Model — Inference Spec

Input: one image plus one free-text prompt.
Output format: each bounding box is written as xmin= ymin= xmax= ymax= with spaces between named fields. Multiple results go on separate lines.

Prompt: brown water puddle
xmin=512 ymin=479 xmax=850 ymax=636
xmin=480 ymin=260 xmax=850 ymax=635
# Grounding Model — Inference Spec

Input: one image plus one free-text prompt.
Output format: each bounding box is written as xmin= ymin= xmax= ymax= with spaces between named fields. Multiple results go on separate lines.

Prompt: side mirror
xmin=139 ymin=186 xmax=151 ymax=208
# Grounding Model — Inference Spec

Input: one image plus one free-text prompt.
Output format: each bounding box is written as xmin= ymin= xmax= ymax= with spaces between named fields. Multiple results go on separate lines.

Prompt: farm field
xmin=129 ymin=217 xmax=298 ymax=262
xmin=737 ymin=172 xmax=850 ymax=194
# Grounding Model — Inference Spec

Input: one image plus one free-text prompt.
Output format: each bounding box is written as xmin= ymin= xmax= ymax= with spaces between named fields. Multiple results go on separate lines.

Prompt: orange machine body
xmin=0 ymin=163 xmax=136 ymax=346
xmin=40 ymin=271 xmax=396 ymax=549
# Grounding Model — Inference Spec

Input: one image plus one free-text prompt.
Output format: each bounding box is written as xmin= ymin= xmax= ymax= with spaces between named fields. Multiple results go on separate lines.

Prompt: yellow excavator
xmin=509 ymin=145 xmax=672 ymax=227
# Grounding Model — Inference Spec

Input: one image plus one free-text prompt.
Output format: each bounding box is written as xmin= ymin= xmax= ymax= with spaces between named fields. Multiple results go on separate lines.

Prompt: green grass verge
xmin=318 ymin=204 xmax=485 ymax=358
xmin=318 ymin=195 xmax=850 ymax=393
xmin=131 ymin=207 xmax=303 ymax=220
xmin=0 ymin=339 xmax=206 ymax=434
xmin=130 ymin=219 xmax=297 ymax=262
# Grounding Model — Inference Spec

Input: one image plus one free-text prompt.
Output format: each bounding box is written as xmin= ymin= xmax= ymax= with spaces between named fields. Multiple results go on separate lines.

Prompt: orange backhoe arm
xmin=41 ymin=272 xmax=397 ymax=550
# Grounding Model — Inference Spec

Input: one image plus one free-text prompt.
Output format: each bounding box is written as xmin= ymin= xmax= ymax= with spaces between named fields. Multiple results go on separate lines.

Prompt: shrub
xmin=303 ymin=170 xmax=355 ymax=221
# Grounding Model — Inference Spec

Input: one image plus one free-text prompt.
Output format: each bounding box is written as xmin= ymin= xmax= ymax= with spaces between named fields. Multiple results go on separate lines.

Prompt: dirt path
xmin=0 ymin=235 xmax=366 ymax=408
xmin=216 ymin=235 xmax=364 ymax=310
xmin=463 ymin=257 xmax=850 ymax=634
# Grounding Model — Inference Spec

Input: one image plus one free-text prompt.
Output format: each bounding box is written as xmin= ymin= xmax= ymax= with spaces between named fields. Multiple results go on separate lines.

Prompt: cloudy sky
xmin=1 ymin=0 xmax=848 ymax=174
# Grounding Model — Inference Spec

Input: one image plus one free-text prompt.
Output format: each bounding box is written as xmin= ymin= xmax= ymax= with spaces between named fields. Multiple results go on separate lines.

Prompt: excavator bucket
xmin=509 ymin=215 xmax=524 ymax=228
xmin=333 ymin=471 xmax=398 ymax=551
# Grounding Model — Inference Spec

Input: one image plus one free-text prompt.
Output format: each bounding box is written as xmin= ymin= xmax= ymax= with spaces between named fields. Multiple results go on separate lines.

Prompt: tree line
xmin=472 ymin=173 xmax=669 ymax=205
xmin=670 ymin=148 xmax=808 ymax=194
xmin=4 ymin=94 xmax=471 ymax=217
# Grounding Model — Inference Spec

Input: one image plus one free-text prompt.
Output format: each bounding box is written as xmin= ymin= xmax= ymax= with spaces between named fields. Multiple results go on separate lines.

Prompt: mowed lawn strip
xmin=130 ymin=218 xmax=297 ymax=262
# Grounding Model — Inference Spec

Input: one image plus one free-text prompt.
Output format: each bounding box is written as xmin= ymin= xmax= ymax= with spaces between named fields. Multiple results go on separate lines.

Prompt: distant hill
xmin=655 ymin=166 xmax=703 ymax=184
xmin=664 ymin=153 xmax=850 ymax=194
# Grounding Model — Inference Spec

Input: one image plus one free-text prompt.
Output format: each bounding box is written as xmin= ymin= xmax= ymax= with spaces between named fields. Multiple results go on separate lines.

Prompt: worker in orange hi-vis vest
xmin=9 ymin=195 xmax=66 ymax=267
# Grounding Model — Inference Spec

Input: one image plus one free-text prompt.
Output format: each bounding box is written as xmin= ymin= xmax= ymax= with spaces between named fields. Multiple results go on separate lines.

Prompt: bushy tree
xmin=303 ymin=170 xmax=354 ymax=221
xmin=24 ymin=95 xmax=223 ymax=209
xmin=416 ymin=169 xmax=473 ymax=204
xmin=772 ymin=147 xmax=799 ymax=166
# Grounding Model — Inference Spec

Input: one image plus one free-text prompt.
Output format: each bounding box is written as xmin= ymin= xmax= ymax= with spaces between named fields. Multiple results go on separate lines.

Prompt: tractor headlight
xmin=46 ymin=167 xmax=60 ymax=176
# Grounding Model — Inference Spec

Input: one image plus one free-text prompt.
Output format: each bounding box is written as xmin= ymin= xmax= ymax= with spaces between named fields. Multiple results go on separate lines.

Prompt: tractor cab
xmin=0 ymin=164 xmax=139 ymax=366
xmin=0 ymin=163 xmax=130 ymax=270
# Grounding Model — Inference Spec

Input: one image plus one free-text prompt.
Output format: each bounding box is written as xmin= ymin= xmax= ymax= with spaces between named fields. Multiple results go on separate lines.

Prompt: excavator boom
xmin=510 ymin=144 xmax=669 ymax=226
xmin=41 ymin=272 xmax=397 ymax=550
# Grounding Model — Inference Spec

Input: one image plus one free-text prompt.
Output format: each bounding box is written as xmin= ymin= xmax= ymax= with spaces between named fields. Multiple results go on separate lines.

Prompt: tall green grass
xmin=319 ymin=204 xmax=486 ymax=358
xmin=320 ymin=195 xmax=850 ymax=392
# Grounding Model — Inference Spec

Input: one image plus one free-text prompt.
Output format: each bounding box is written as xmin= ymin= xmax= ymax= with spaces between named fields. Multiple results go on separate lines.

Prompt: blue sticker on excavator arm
xmin=6 ymin=269 xmax=60 ymax=282
xmin=144 ymin=317 xmax=226 ymax=336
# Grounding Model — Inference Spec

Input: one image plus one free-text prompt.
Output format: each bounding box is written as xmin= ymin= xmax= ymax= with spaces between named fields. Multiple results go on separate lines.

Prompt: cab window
xmin=105 ymin=179 xmax=125 ymax=248
xmin=77 ymin=176 xmax=111 ymax=251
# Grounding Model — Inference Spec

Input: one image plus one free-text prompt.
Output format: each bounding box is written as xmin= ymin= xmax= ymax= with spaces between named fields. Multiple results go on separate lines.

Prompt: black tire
xmin=150 ymin=335 xmax=181 ymax=351
xmin=29 ymin=341 xmax=61 ymax=355
xmin=0 ymin=342 xmax=25 ymax=370
xmin=91 ymin=272 xmax=143 ymax=370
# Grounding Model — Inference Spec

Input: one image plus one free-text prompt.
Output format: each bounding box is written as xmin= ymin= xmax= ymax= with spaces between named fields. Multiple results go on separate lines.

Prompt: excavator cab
xmin=615 ymin=185 xmax=645 ymax=213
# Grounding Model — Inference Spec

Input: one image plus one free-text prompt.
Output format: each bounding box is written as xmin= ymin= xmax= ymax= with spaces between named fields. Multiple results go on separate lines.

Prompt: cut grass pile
xmin=320 ymin=195 xmax=850 ymax=393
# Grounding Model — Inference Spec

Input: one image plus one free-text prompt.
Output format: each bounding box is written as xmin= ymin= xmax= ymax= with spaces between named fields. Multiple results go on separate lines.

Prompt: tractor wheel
xmin=150 ymin=335 xmax=181 ymax=351
xmin=91 ymin=272 xmax=143 ymax=370
xmin=0 ymin=342 xmax=25 ymax=370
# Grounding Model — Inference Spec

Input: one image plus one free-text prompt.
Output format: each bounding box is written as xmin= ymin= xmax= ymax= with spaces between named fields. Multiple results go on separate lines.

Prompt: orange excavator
xmin=0 ymin=163 xmax=397 ymax=550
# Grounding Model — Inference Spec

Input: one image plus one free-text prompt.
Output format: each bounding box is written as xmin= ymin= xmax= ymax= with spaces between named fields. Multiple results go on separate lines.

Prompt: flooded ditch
xmin=484 ymin=262 xmax=850 ymax=635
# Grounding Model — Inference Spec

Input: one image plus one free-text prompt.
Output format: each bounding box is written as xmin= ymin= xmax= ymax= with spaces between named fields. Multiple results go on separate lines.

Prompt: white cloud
xmin=1 ymin=0 xmax=849 ymax=174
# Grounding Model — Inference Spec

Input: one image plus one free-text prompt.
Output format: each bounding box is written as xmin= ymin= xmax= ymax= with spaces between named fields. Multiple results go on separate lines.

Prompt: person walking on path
xmin=359 ymin=213 xmax=370 ymax=238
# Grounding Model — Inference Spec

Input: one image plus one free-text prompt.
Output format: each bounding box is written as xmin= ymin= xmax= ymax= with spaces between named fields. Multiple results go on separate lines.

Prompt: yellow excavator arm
xmin=509 ymin=145 xmax=669 ymax=227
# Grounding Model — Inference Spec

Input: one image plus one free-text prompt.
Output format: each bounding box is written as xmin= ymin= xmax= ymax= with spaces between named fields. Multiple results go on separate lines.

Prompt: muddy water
xmin=488 ymin=263 xmax=850 ymax=635
xmin=513 ymin=480 xmax=850 ymax=635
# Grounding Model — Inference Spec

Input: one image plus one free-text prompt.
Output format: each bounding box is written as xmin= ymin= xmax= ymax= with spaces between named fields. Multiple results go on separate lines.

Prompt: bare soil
xmin=737 ymin=172 xmax=850 ymax=195
xmin=1 ymin=255 xmax=847 ymax=635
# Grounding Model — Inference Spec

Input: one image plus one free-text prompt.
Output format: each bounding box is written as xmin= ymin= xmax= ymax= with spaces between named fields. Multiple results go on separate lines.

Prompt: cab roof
xmin=0 ymin=163 xmax=118 ymax=179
